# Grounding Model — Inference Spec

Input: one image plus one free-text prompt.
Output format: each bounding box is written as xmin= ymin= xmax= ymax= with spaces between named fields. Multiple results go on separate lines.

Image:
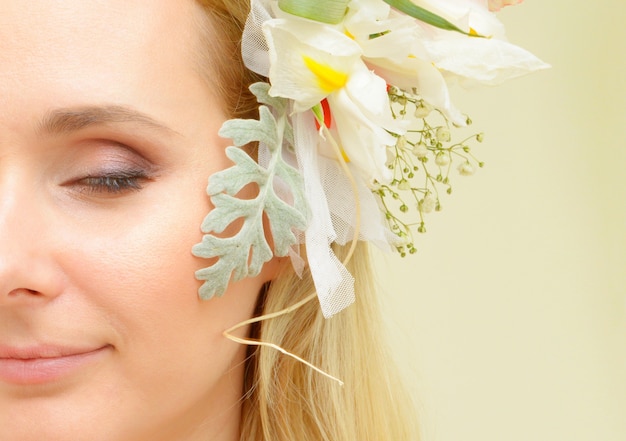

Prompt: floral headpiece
xmin=192 ymin=0 xmax=548 ymax=317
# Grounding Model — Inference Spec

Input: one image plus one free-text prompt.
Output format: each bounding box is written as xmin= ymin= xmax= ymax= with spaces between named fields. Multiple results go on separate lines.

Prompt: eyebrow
xmin=38 ymin=105 xmax=180 ymax=137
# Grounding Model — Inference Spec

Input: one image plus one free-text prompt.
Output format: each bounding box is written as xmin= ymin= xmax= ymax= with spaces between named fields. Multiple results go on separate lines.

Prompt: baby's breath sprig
xmin=375 ymin=86 xmax=485 ymax=256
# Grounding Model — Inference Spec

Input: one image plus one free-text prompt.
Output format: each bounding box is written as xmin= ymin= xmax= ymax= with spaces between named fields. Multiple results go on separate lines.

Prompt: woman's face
xmin=0 ymin=1 xmax=266 ymax=440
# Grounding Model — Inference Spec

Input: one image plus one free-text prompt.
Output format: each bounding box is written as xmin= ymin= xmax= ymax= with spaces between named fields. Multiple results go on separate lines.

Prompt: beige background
xmin=374 ymin=1 xmax=626 ymax=440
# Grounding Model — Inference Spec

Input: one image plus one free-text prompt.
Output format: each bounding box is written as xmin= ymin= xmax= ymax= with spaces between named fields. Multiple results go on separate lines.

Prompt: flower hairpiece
xmin=193 ymin=0 xmax=548 ymax=317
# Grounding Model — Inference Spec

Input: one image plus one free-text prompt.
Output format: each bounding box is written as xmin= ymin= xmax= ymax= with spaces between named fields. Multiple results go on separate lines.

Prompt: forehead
xmin=0 ymin=0 xmax=212 ymax=130
xmin=0 ymin=1 xmax=202 ymax=71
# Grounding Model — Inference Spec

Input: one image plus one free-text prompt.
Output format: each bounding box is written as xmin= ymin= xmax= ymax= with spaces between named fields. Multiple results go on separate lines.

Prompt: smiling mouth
xmin=0 ymin=345 xmax=111 ymax=385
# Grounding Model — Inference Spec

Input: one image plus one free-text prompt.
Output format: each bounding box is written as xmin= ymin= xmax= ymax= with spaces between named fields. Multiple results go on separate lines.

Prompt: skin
xmin=0 ymin=1 xmax=271 ymax=440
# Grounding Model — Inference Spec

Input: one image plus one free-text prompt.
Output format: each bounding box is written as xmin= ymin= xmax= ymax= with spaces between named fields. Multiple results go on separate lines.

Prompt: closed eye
xmin=75 ymin=170 xmax=149 ymax=195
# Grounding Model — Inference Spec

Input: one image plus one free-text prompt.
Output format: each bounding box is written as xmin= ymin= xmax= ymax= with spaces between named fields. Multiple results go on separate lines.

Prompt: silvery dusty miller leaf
xmin=192 ymin=86 xmax=308 ymax=299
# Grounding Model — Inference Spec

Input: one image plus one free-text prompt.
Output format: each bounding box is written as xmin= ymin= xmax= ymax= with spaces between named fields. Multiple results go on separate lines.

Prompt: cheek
xmin=64 ymin=174 xmax=208 ymax=322
xmin=55 ymin=169 xmax=261 ymax=413
xmin=65 ymin=189 xmax=202 ymax=362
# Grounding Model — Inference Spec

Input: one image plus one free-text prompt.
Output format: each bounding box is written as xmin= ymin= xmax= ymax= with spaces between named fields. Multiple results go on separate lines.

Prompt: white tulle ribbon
xmin=293 ymin=112 xmax=355 ymax=317
xmin=242 ymin=0 xmax=273 ymax=76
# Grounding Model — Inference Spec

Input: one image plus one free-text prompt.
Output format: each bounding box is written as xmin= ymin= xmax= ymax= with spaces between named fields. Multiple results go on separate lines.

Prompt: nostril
xmin=7 ymin=288 xmax=40 ymax=297
xmin=0 ymin=261 xmax=66 ymax=300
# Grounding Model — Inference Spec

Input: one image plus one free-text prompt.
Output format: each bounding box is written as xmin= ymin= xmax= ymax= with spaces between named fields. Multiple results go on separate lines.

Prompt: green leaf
xmin=250 ymin=82 xmax=287 ymax=115
xmin=278 ymin=0 xmax=350 ymax=24
xmin=192 ymin=83 xmax=308 ymax=299
xmin=382 ymin=0 xmax=481 ymax=37
xmin=219 ymin=106 xmax=279 ymax=149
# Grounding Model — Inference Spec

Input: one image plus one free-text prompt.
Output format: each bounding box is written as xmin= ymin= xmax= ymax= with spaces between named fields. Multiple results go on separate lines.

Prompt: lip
xmin=0 ymin=344 xmax=111 ymax=385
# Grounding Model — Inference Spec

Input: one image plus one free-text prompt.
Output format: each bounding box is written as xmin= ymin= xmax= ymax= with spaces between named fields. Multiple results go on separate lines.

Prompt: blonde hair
xmin=195 ymin=1 xmax=420 ymax=439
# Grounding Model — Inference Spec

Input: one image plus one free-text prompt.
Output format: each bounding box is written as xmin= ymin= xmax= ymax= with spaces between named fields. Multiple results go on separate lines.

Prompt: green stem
xmin=382 ymin=0 xmax=481 ymax=37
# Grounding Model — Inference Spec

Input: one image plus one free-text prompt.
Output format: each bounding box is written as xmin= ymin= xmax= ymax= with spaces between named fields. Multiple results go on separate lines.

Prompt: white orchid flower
xmin=407 ymin=0 xmax=550 ymax=85
xmin=343 ymin=0 xmax=547 ymax=110
xmin=344 ymin=0 xmax=466 ymax=124
xmin=263 ymin=17 xmax=403 ymax=183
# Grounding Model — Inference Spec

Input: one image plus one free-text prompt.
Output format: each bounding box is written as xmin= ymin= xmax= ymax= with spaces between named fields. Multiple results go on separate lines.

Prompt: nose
xmin=0 ymin=175 xmax=65 ymax=303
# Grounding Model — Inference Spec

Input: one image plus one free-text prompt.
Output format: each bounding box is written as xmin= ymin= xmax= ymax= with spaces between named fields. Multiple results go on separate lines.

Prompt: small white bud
xmin=396 ymin=135 xmax=408 ymax=150
xmin=398 ymin=179 xmax=411 ymax=190
xmin=436 ymin=127 xmax=451 ymax=142
xmin=414 ymin=103 xmax=431 ymax=118
xmin=458 ymin=161 xmax=475 ymax=176
xmin=370 ymin=181 xmax=382 ymax=191
xmin=393 ymin=232 xmax=410 ymax=247
xmin=435 ymin=152 xmax=450 ymax=167
xmin=418 ymin=193 xmax=437 ymax=213
xmin=412 ymin=142 xmax=429 ymax=158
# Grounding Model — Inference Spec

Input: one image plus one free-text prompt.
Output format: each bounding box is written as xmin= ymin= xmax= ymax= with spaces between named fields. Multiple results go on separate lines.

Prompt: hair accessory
xmin=193 ymin=0 xmax=548 ymax=317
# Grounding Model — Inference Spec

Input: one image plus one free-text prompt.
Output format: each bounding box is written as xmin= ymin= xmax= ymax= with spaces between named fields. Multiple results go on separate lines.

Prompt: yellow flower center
xmin=303 ymin=55 xmax=348 ymax=93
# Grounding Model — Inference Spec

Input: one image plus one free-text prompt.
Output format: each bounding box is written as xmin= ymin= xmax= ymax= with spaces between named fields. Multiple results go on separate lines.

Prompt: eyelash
xmin=77 ymin=170 xmax=148 ymax=195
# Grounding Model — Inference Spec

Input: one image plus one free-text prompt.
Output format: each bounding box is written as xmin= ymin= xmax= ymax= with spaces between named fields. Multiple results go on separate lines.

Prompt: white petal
xmin=345 ymin=0 xmax=391 ymax=21
xmin=350 ymin=18 xmax=421 ymax=61
xmin=263 ymin=18 xmax=362 ymax=111
xmin=423 ymin=36 xmax=550 ymax=85
xmin=344 ymin=67 xmax=401 ymax=130
xmin=411 ymin=0 xmax=507 ymax=38
xmin=367 ymin=57 xmax=466 ymax=125
xmin=328 ymin=74 xmax=394 ymax=182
